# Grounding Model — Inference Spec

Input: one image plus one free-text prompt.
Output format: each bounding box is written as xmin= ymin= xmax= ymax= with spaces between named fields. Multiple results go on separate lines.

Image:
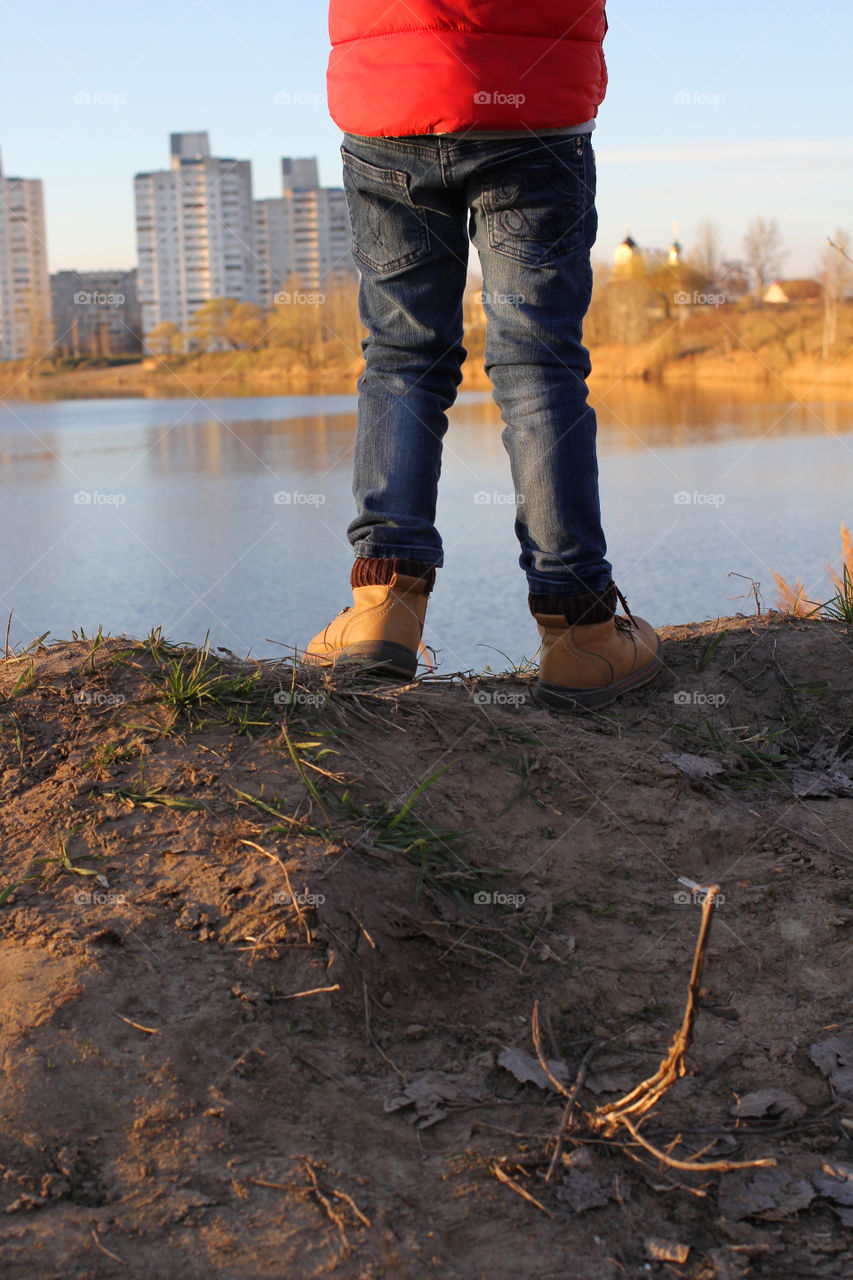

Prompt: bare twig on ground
xmin=614 ymin=1113 xmax=774 ymax=1173
xmin=114 ymin=1013 xmax=160 ymax=1035
xmin=269 ymin=984 xmax=340 ymax=1000
xmin=332 ymin=1187 xmax=372 ymax=1228
xmin=304 ymin=1159 xmax=349 ymax=1244
xmin=248 ymin=1177 xmax=290 ymax=1191
xmin=545 ymin=1039 xmax=603 ymax=1182
xmin=588 ymin=884 xmax=777 ymax=1173
xmin=241 ymin=838 xmax=313 ymax=943
xmin=363 ymin=980 xmax=407 ymax=1081
xmin=531 ymin=1001 xmax=570 ymax=1097
xmin=530 ymin=885 xmax=777 ymax=1187
xmin=492 ymin=1163 xmax=555 ymax=1217
xmin=593 ymin=885 xmax=722 ymax=1132
xmin=350 ymin=909 xmax=377 ymax=950
xmin=90 ymin=1230 xmax=124 ymax=1264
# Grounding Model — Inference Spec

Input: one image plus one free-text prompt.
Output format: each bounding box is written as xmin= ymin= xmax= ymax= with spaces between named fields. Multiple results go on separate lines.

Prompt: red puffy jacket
xmin=327 ymin=1 xmax=607 ymax=137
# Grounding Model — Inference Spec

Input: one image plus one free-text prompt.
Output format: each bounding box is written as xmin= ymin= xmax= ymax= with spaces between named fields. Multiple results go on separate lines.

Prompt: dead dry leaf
xmin=718 ymin=1167 xmax=814 ymax=1222
xmin=792 ymin=741 xmax=853 ymax=798
xmin=555 ymin=1148 xmax=620 ymax=1213
xmin=584 ymin=1052 xmax=645 ymax=1096
xmin=497 ymin=1046 xmax=569 ymax=1092
xmin=813 ymin=1161 xmax=853 ymax=1224
xmin=661 ymin=751 xmax=724 ymax=779
xmin=585 ymin=1068 xmax=641 ymax=1095
xmin=731 ymin=1088 xmax=806 ymax=1123
xmin=809 ymin=1035 xmax=853 ymax=1101
xmin=384 ymin=1068 xmax=485 ymax=1128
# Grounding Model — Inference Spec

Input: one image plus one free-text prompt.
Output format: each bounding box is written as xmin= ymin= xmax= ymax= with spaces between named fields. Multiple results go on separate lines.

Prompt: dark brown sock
xmin=351 ymin=557 xmax=437 ymax=593
xmin=529 ymin=580 xmax=617 ymax=626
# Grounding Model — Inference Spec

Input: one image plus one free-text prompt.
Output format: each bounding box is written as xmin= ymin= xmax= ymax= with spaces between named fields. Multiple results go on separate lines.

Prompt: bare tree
xmin=742 ymin=217 xmax=786 ymax=302
xmin=717 ymin=259 xmax=750 ymax=300
xmin=691 ymin=219 xmax=721 ymax=288
xmin=821 ymin=228 xmax=853 ymax=358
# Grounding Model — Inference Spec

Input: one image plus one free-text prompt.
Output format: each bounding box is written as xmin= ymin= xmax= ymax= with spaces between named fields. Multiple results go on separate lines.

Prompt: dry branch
xmin=537 ymin=884 xmax=777 ymax=1181
xmin=594 ymin=884 xmax=722 ymax=1133
xmin=545 ymin=1039 xmax=603 ymax=1182
xmin=492 ymin=1163 xmax=555 ymax=1217
xmin=304 ymin=1159 xmax=349 ymax=1244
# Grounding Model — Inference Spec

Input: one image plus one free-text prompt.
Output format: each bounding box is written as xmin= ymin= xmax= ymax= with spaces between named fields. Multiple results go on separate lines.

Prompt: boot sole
xmin=533 ymin=644 xmax=663 ymax=711
xmin=307 ymin=641 xmax=418 ymax=682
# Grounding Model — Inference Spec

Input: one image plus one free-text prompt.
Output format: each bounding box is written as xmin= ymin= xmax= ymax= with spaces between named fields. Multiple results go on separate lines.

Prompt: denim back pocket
xmin=341 ymin=149 xmax=431 ymax=275
xmin=482 ymin=138 xmax=596 ymax=267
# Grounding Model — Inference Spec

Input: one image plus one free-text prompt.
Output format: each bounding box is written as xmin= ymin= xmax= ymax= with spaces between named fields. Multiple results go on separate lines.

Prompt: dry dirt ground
xmin=1 ymin=613 xmax=852 ymax=1280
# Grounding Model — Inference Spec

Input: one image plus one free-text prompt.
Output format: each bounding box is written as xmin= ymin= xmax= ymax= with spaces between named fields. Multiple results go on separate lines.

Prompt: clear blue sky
xmin=0 ymin=0 xmax=850 ymax=277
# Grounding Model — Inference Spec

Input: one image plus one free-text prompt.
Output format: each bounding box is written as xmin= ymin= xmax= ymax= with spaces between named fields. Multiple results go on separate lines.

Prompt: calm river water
xmin=1 ymin=384 xmax=851 ymax=672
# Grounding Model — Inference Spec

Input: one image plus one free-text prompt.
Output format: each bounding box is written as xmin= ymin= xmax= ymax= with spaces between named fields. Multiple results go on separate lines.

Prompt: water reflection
xmin=0 ymin=387 xmax=851 ymax=668
xmin=590 ymin=379 xmax=850 ymax=449
xmin=140 ymin=413 xmax=362 ymax=477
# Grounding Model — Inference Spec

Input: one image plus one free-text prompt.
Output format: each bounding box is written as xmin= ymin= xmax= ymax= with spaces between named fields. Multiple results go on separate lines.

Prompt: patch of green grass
xmin=143 ymin=638 xmax=332 ymax=740
xmin=497 ymin=749 xmax=537 ymax=816
xmin=280 ymin=724 xmax=329 ymax=817
xmin=6 ymin=659 xmax=35 ymax=698
xmin=345 ymin=768 xmax=495 ymax=906
xmin=821 ymin=565 xmax=853 ymax=623
xmin=142 ymin=625 xmax=184 ymax=661
xmin=479 ymin=647 xmax=539 ymax=677
xmin=221 ymin=703 xmax=273 ymax=735
xmin=82 ymin=740 xmax=143 ymax=780
xmin=70 ymin=624 xmax=106 ymax=644
xmin=100 ymin=783 xmax=208 ymax=812
xmin=138 ymin=635 xmax=287 ymax=738
xmin=635 ymin=999 xmax=667 ymax=1023
xmin=233 ymin=786 xmax=313 ymax=833
xmin=696 ymin=625 xmax=728 ymax=673
xmin=2 ymin=832 xmax=106 ymax=904
xmin=0 ymin=878 xmax=25 ymax=906
xmin=159 ymin=635 xmax=259 ymax=714
xmin=3 ymin=610 xmax=50 ymax=660
xmin=622 ymin=909 xmax=650 ymax=924
xmin=32 ymin=834 xmax=105 ymax=882
xmin=74 ymin=625 xmax=107 ymax=673
xmin=2 ymin=710 xmax=25 ymax=763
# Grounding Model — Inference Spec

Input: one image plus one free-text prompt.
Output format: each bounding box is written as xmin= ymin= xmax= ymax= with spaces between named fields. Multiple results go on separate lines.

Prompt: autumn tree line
xmin=583 ymin=218 xmax=852 ymax=354
xmin=145 ymin=276 xmax=365 ymax=373
xmin=143 ymin=221 xmax=852 ymax=377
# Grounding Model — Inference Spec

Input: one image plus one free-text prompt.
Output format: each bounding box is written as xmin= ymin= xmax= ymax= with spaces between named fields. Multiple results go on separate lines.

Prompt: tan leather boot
xmin=303 ymin=573 xmax=429 ymax=679
xmin=533 ymin=606 xmax=662 ymax=710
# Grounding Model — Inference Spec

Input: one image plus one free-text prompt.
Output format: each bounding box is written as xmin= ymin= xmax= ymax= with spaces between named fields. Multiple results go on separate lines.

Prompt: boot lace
xmin=614 ymin=584 xmax=638 ymax=628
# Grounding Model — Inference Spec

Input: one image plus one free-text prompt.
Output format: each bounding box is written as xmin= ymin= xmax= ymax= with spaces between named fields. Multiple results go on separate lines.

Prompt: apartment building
xmin=0 ymin=149 xmax=52 ymax=361
xmin=254 ymin=157 xmax=354 ymax=303
xmin=253 ymin=197 xmax=293 ymax=306
xmin=51 ymin=269 xmax=142 ymax=356
xmin=135 ymin=132 xmax=258 ymax=340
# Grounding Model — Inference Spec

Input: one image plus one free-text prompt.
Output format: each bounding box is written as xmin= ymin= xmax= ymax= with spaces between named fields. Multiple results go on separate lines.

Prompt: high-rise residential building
xmin=134 ymin=132 xmax=258 ymax=341
xmin=0 ymin=149 xmax=52 ymax=362
xmin=51 ymin=269 xmax=142 ymax=356
xmin=253 ymin=198 xmax=293 ymax=306
xmin=254 ymin=157 xmax=355 ymax=303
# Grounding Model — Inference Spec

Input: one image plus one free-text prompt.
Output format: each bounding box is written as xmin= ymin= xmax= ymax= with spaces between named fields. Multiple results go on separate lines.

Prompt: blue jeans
xmin=342 ymin=131 xmax=612 ymax=597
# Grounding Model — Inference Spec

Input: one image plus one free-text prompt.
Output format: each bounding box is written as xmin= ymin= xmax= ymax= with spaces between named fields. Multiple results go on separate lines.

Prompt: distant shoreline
xmin=3 ymin=343 xmax=853 ymax=401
